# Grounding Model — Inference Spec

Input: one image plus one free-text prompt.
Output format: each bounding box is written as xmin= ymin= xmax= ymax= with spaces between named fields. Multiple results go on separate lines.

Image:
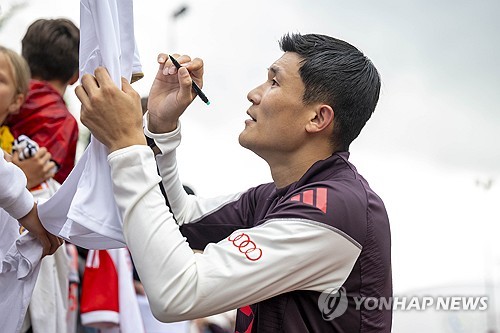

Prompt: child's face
xmin=0 ymin=52 xmax=19 ymax=125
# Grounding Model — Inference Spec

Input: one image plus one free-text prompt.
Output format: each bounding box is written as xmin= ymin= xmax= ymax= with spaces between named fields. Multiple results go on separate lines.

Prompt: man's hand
xmin=75 ymin=67 xmax=147 ymax=152
xmin=12 ymin=148 xmax=56 ymax=189
xmin=18 ymin=203 xmax=62 ymax=256
xmin=147 ymin=54 xmax=205 ymax=133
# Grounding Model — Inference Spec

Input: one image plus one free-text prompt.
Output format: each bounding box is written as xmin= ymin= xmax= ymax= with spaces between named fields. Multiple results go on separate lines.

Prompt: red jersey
xmin=80 ymin=249 xmax=145 ymax=333
xmin=7 ymin=80 xmax=79 ymax=184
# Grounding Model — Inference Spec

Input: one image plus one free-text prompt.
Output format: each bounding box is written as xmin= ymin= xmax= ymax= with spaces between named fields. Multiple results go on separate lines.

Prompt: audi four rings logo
xmin=227 ymin=232 xmax=263 ymax=261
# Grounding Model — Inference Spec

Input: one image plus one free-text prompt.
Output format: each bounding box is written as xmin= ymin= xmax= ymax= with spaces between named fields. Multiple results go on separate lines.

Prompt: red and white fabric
xmin=80 ymin=248 xmax=144 ymax=333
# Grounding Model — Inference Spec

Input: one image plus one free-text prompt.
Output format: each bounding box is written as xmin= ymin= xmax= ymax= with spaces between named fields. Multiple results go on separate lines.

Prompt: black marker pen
xmin=168 ymin=55 xmax=210 ymax=105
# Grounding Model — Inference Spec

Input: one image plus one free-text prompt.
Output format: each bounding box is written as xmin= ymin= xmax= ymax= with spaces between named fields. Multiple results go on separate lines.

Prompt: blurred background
xmin=1 ymin=0 xmax=499 ymax=331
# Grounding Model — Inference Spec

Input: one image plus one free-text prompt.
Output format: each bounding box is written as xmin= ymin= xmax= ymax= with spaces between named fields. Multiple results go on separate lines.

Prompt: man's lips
xmin=246 ymin=111 xmax=256 ymax=121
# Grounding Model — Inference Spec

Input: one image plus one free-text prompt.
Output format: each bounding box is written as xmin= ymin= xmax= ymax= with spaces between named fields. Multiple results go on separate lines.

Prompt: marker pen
xmin=168 ymin=55 xmax=210 ymax=105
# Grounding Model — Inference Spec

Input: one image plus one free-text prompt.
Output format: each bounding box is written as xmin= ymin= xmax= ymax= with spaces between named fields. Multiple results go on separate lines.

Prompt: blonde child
xmin=0 ymin=45 xmax=60 ymax=254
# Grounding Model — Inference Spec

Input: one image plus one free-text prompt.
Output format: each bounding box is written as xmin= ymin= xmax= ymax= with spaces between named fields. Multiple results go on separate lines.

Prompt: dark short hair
xmin=22 ymin=18 xmax=80 ymax=83
xmin=279 ymin=33 xmax=380 ymax=151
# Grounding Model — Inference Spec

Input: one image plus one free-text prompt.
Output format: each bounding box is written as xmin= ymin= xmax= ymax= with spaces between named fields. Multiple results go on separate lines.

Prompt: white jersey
xmin=38 ymin=0 xmax=142 ymax=249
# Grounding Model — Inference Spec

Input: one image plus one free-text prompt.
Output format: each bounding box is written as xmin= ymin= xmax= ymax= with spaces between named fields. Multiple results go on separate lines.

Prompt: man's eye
xmin=271 ymin=79 xmax=278 ymax=86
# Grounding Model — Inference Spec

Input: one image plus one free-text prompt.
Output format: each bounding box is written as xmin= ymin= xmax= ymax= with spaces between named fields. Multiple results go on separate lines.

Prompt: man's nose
xmin=247 ymin=85 xmax=262 ymax=105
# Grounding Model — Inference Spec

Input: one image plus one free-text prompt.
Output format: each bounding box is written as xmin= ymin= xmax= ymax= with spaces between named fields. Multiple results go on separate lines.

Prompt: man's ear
xmin=305 ymin=104 xmax=334 ymax=134
xmin=68 ymin=72 xmax=79 ymax=85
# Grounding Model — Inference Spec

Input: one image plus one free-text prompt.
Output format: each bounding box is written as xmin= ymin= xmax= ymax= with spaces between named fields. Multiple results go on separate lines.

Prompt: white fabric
xmin=0 ymin=136 xmax=44 ymax=333
xmin=22 ymin=182 xmax=70 ymax=333
xmin=25 ymin=245 xmax=69 ymax=333
xmin=114 ymin=248 xmax=145 ymax=333
xmin=0 ymin=209 xmax=43 ymax=333
xmin=38 ymin=0 xmax=142 ymax=249
xmin=108 ymin=145 xmax=361 ymax=322
xmin=0 ymin=149 xmax=33 ymax=219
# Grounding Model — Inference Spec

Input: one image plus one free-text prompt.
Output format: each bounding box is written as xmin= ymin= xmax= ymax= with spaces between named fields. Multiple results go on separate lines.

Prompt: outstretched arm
xmin=75 ymin=61 xmax=360 ymax=322
xmin=1 ymin=149 xmax=61 ymax=256
xmin=18 ymin=203 xmax=62 ymax=256
xmin=0 ymin=149 xmax=33 ymax=219
xmin=108 ymin=146 xmax=360 ymax=322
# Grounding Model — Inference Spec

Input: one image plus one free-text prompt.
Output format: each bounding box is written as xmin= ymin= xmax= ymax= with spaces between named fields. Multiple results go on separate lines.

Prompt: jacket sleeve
xmin=143 ymin=114 xmax=245 ymax=226
xmin=108 ymin=145 xmax=361 ymax=322
xmin=0 ymin=149 xmax=34 ymax=219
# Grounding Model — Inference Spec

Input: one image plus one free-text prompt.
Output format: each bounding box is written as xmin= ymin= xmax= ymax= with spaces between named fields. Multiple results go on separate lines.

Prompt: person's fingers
xmin=79 ymin=105 xmax=91 ymax=130
xmin=94 ymin=67 xmax=115 ymax=89
xmin=46 ymin=233 xmax=62 ymax=256
xmin=37 ymin=147 xmax=52 ymax=164
xmin=43 ymin=160 xmax=57 ymax=176
xmin=186 ymin=57 xmax=204 ymax=88
xmin=189 ymin=57 xmax=204 ymax=70
xmin=120 ymin=78 xmax=142 ymax=120
xmin=157 ymin=53 xmax=168 ymax=65
xmin=177 ymin=67 xmax=194 ymax=102
xmin=169 ymin=55 xmax=200 ymax=73
xmin=163 ymin=53 xmax=178 ymax=76
xmin=184 ymin=57 xmax=203 ymax=73
xmin=121 ymin=77 xmax=138 ymax=97
xmin=77 ymin=74 xmax=102 ymax=129
xmin=75 ymin=84 xmax=91 ymax=109
xmin=177 ymin=54 xmax=192 ymax=65
xmin=155 ymin=53 xmax=170 ymax=78
xmin=163 ymin=54 xmax=192 ymax=76
xmin=170 ymin=54 xmax=193 ymax=75
xmin=37 ymin=233 xmax=51 ymax=257
xmin=80 ymin=73 xmax=99 ymax=94
xmin=11 ymin=150 xmax=19 ymax=163
xmin=170 ymin=53 xmax=181 ymax=61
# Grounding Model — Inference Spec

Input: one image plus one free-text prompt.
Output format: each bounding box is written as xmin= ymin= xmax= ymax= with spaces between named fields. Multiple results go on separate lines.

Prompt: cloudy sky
xmin=1 ymin=0 xmax=499 ymax=305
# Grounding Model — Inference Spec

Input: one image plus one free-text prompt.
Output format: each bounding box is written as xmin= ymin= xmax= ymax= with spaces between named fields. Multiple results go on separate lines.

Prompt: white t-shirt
xmin=38 ymin=0 xmax=142 ymax=249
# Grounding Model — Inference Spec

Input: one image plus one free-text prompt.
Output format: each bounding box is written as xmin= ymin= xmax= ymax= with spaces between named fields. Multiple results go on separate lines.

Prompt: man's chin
xmin=238 ymin=132 xmax=254 ymax=151
xmin=238 ymin=133 xmax=248 ymax=149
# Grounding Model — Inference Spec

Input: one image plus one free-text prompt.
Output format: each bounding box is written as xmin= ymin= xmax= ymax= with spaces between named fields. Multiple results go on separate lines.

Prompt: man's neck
xmin=266 ymin=145 xmax=333 ymax=189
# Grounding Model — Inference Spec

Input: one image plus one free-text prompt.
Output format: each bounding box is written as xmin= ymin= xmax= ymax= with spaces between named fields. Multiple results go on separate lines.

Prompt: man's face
xmin=239 ymin=52 xmax=313 ymax=162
